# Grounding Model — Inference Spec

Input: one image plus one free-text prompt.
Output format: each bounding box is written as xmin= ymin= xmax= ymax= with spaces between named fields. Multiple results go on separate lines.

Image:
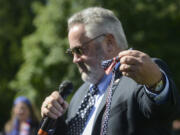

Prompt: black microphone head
xmin=59 ymin=80 xmax=73 ymax=99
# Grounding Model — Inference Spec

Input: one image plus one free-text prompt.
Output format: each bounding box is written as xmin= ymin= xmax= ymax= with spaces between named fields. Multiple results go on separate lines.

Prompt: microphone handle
xmin=38 ymin=117 xmax=57 ymax=135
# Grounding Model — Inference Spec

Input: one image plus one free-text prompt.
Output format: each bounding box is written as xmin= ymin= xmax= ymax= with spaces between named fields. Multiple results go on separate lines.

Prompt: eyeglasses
xmin=66 ymin=34 xmax=106 ymax=57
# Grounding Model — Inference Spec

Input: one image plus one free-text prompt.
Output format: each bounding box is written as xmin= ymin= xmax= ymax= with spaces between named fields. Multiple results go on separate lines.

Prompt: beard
xmin=77 ymin=59 xmax=104 ymax=84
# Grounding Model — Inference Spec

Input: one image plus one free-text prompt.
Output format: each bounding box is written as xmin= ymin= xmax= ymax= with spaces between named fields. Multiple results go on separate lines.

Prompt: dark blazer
xmin=55 ymin=58 xmax=180 ymax=135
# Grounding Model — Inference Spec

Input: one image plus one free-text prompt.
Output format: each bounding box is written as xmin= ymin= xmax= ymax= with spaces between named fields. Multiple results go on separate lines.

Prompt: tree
xmin=0 ymin=0 xmax=46 ymax=129
xmin=10 ymin=0 xmax=77 ymax=108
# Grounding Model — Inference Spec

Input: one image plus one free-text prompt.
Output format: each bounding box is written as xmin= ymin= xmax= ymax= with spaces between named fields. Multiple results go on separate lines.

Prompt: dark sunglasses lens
xmin=74 ymin=48 xmax=83 ymax=55
xmin=66 ymin=48 xmax=83 ymax=57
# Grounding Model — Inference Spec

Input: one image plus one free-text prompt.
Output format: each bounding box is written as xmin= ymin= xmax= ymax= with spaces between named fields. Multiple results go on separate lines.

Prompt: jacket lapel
xmin=92 ymin=72 xmax=122 ymax=131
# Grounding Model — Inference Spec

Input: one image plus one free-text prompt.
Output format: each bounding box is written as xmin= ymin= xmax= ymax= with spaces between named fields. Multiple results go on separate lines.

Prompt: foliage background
xmin=0 ymin=0 xmax=180 ymax=129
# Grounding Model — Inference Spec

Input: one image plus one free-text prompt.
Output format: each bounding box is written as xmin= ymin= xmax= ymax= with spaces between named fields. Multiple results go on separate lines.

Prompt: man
xmin=41 ymin=7 xmax=180 ymax=135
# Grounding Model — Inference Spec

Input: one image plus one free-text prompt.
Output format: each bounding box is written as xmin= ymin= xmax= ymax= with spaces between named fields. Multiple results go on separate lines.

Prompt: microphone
xmin=37 ymin=80 xmax=73 ymax=135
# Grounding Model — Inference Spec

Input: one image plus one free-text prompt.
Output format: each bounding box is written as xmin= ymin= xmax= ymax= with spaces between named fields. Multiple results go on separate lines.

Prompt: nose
xmin=73 ymin=53 xmax=82 ymax=64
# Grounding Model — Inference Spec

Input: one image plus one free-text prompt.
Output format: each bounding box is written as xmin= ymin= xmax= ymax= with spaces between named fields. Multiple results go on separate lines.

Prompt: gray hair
xmin=68 ymin=7 xmax=128 ymax=50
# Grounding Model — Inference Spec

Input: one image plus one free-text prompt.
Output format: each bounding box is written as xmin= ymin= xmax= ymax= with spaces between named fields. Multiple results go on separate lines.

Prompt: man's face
xmin=68 ymin=24 xmax=105 ymax=84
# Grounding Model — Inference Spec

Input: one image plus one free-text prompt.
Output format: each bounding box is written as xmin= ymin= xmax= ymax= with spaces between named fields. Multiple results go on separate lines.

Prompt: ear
xmin=103 ymin=34 xmax=116 ymax=53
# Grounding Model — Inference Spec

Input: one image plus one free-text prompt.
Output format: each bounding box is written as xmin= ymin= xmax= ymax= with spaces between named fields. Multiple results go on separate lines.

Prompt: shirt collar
xmin=98 ymin=73 xmax=112 ymax=95
xmin=90 ymin=73 xmax=112 ymax=95
xmin=90 ymin=62 xmax=120 ymax=95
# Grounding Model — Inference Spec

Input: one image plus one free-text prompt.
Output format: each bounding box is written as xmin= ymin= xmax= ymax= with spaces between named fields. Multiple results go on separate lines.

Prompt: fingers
xmin=62 ymin=101 xmax=69 ymax=110
xmin=120 ymin=64 xmax=132 ymax=73
xmin=43 ymin=105 xmax=61 ymax=119
xmin=118 ymin=50 xmax=141 ymax=60
xmin=119 ymin=56 xmax=141 ymax=78
xmin=41 ymin=91 xmax=68 ymax=119
xmin=120 ymin=55 xmax=142 ymax=65
xmin=51 ymin=91 xmax=64 ymax=106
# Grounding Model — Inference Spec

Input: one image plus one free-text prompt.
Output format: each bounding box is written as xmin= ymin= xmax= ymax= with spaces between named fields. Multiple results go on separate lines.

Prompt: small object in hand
xmin=101 ymin=56 xmax=120 ymax=75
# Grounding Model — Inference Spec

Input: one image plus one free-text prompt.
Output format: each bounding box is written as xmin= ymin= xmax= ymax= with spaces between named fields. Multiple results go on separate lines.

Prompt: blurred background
xmin=0 ymin=0 xmax=180 ymax=130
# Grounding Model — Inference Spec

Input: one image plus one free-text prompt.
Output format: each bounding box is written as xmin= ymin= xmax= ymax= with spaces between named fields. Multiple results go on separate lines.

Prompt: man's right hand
xmin=41 ymin=91 xmax=69 ymax=119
